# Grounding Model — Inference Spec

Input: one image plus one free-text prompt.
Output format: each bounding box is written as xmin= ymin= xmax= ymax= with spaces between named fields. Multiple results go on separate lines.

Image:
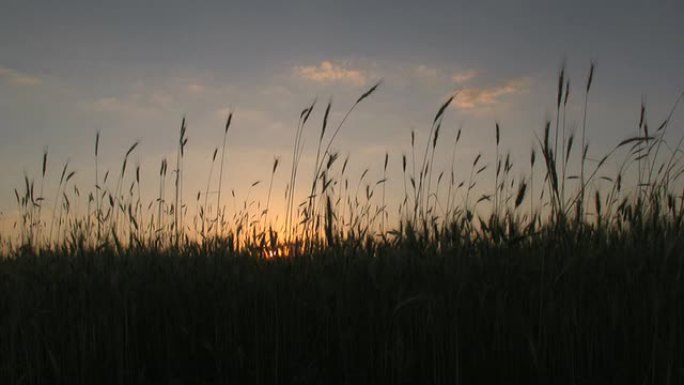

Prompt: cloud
xmin=85 ymin=89 xmax=177 ymax=115
xmin=0 ymin=66 xmax=42 ymax=86
xmin=91 ymin=97 xmax=125 ymax=112
xmin=294 ymin=61 xmax=367 ymax=86
xmin=414 ymin=65 xmax=440 ymax=80
xmin=454 ymin=78 xmax=528 ymax=109
xmin=186 ymin=82 xmax=206 ymax=94
xmin=450 ymin=70 xmax=478 ymax=84
xmin=411 ymin=66 xmax=478 ymax=86
xmin=81 ymin=78 xmax=196 ymax=116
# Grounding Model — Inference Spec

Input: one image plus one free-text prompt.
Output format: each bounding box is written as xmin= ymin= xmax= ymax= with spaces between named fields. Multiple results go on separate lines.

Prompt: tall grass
xmin=216 ymin=113 xmax=232 ymax=238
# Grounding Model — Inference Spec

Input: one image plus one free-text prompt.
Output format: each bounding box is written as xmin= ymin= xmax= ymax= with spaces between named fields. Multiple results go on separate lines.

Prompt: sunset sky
xmin=1 ymin=0 xmax=683 ymax=233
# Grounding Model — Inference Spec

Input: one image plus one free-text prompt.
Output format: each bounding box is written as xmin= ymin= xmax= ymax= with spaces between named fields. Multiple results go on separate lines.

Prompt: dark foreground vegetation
xmin=2 ymin=228 xmax=684 ymax=384
xmin=1 ymin=64 xmax=684 ymax=384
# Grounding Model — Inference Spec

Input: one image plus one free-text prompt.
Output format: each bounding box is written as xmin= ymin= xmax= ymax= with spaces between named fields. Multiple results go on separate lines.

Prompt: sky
xmin=1 ymin=0 xmax=683 ymax=236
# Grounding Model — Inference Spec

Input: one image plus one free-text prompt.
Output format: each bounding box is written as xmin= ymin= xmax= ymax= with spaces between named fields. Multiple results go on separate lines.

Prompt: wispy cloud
xmin=454 ymin=78 xmax=528 ymax=109
xmin=186 ymin=82 xmax=206 ymax=94
xmin=294 ymin=61 xmax=367 ymax=86
xmin=90 ymin=97 xmax=125 ymax=112
xmin=411 ymin=65 xmax=478 ymax=86
xmin=0 ymin=66 xmax=42 ymax=86
xmin=450 ymin=70 xmax=478 ymax=84
xmin=76 ymin=74 xmax=242 ymax=126
xmin=414 ymin=65 xmax=440 ymax=80
xmin=84 ymin=90 xmax=177 ymax=115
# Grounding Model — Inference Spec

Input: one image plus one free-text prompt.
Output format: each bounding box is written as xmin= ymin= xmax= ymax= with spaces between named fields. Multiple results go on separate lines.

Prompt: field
xmin=2 ymin=66 xmax=684 ymax=384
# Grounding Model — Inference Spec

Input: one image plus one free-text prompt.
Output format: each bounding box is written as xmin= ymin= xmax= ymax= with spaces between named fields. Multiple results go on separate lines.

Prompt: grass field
xmin=2 ymin=65 xmax=684 ymax=384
